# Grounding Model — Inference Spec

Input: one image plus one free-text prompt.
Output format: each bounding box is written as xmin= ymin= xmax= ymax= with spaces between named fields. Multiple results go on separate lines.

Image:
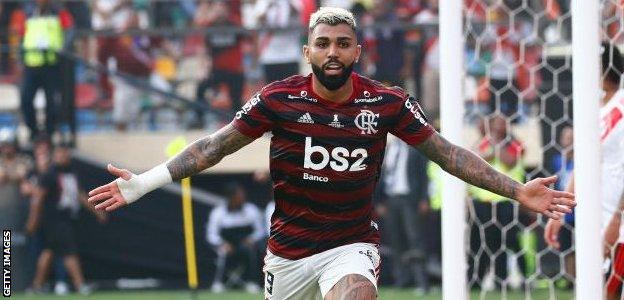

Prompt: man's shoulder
xmin=355 ymin=74 xmax=407 ymax=100
xmin=261 ymin=75 xmax=310 ymax=98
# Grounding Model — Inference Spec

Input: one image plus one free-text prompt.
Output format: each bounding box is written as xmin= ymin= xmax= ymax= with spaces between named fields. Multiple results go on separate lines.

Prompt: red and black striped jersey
xmin=231 ymin=73 xmax=434 ymax=259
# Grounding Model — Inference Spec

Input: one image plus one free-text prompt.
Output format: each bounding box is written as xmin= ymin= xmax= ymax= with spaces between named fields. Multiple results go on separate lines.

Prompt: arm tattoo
xmin=416 ymin=132 xmax=522 ymax=200
xmin=166 ymin=124 xmax=254 ymax=181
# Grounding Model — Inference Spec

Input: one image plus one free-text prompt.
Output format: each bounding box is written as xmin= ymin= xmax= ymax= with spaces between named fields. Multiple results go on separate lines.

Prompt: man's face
xmin=54 ymin=147 xmax=72 ymax=166
xmin=228 ymin=188 xmax=246 ymax=209
xmin=213 ymin=2 xmax=229 ymax=23
xmin=304 ymin=23 xmax=361 ymax=91
xmin=489 ymin=116 xmax=507 ymax=139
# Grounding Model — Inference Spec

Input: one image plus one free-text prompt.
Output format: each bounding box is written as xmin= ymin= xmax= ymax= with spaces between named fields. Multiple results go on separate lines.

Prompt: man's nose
xmin=327 ymin=44 xmax=339 ymax=58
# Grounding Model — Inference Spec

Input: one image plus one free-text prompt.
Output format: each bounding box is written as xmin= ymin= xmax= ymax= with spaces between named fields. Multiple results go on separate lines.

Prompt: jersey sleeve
xmin=230 ymin=92 xmax=277 ymax=138
xmin=390 ymin=96 xmax=434 ymax=145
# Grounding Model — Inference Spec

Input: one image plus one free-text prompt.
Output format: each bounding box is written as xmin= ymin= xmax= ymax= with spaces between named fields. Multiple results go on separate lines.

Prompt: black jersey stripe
xmin=273 ymin=189 xmax=371 ymax=215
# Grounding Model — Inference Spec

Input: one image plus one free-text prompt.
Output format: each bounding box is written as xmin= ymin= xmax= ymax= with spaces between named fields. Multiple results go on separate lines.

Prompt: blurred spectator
xmin=467 ymin=115 xmax=526 ymax=289
xmin=419 ymin=35 xmax=439 ymax=119
xmin=0 ymin=128 xmax=32 ymax=290
xmin=17 ymin=0 xmax=74 ymax=140
xmin=92 ymin=0 xmax=134 ymax=103
xmin=255 ymin=0 xmax=302 ymax=83
xmin=551 ymin=125 xmax=573 ymax=191
xmin=402 ymin=0 xmax=436 ymax=95
xmin=193 ymin=0 xmax=245 ymax=128
xmin=360 ymin=0 xmax=406 ymax=86
xmin=97 ymin=8 xmax=172 ymax=131
xmin=381 ymin=137 xmax=430 ymax=292
xmin=0 ymin=128 xmax=32 ymax=229
xmin=24 ymin=141 xmax=92 ymax=295
xmin=400 ymin=0 xmax=439 ymax=118
xmin=0 ymin=2 xmax=22 ymax=76
xmin=51 ymin=143 xmax=107 ymax=295
xmin=485 ymin=30 xmax=520 ymax=120
xmin=207 ymin=183 xmax=263 ymax=293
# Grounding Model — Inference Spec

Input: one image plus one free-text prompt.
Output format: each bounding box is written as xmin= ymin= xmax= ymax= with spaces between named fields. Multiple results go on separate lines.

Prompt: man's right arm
xmin=88 ymin=124 xmax=255 ymax=211
xmin=166 ymin=124 xmax=254 ymax=180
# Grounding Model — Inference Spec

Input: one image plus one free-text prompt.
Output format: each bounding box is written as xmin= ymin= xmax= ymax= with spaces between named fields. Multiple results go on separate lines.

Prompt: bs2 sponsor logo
xmin=303 ymin=137 xmax=367 ymax=172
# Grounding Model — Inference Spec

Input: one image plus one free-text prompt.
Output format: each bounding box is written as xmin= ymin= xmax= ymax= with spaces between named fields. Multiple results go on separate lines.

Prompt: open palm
xmin=519 ymin=176 xmax=575 ymax=219
xmin=88 ymin=164 xmax=134 ymax=212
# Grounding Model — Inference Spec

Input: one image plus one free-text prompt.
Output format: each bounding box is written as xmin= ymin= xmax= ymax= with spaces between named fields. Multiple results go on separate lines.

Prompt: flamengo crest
xmin=355 ymin=110 xmax=379 ymax=134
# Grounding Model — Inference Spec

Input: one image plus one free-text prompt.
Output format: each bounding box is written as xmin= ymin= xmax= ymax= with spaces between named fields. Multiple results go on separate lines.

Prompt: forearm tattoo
xmin=416 ymin=133 xmax=522 ymax=200
xmin=166 ymin=124 xmax=254 ymax=181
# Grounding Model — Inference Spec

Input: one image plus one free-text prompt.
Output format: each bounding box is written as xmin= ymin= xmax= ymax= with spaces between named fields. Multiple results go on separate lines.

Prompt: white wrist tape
xmin=115 ymin=164 xmax=172 ymax=204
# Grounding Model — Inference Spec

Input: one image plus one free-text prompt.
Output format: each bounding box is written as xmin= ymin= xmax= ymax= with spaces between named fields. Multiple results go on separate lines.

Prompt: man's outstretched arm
xmin=88 ymin=124 xmax=254 ymax=211
xmin=415 ymin=132 xmax=575 ymax=219
xmin=166 ymin=124 xmax=254 ymax=180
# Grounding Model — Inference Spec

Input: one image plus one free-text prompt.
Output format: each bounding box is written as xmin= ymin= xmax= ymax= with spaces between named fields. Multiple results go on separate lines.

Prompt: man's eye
xmin=317 ymin=43 xmax=328 ymax=48
xmin=340 ymin=42 xmax=350 ymax=48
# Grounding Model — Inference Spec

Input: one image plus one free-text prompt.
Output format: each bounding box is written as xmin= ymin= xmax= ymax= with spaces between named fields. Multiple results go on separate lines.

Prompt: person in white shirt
xmin=255 ymin=0 xmax=302 ymax=83
xmin=544 ymin=42 xmax=624 ymax=300
xmin=207 ymin=183 xmax=264 ymax=293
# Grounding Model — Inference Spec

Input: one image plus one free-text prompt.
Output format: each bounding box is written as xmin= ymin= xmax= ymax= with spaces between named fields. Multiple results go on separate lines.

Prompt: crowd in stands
xmin=1 ymin=0 xmax=623 ymax=295
xmin=1 ymin=0 xmax=612 ymax=132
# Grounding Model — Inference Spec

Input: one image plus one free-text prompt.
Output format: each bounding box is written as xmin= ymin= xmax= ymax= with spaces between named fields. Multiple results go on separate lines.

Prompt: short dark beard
xmin=311 ymin=61 xmax=354 ymax=91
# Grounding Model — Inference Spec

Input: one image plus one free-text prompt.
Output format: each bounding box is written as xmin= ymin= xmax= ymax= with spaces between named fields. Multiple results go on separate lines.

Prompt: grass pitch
xmin=9 ymin=288 xmax=573 ymax=299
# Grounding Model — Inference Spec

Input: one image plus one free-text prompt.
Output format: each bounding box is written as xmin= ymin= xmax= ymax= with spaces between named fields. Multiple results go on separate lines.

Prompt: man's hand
xmin=88 ymin=164 xmax=134 ymax=212
xmin=516 ymin=176 xmax=575 ymax=219
xmin=544 ymin=218 xmax=564 ymax=249
xmin=604 ymin=213 xmax=621 ymax=257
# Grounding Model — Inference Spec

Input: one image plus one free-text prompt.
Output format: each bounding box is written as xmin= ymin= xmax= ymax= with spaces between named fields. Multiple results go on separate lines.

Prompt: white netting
xmin=462 ymin=1 xmax=576 ymax=298
xmin=461 ymin=1 xmax=624 ymax=298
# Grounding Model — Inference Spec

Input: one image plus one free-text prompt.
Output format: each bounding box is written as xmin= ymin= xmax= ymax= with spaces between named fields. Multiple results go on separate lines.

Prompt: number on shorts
xmin=266 ymin=271 xmax=274 ymax=295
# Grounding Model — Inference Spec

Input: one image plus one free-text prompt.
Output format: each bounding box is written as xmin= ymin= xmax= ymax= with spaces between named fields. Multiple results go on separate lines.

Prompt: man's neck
xmin=312 ymin=75 xmax=354 ymax=104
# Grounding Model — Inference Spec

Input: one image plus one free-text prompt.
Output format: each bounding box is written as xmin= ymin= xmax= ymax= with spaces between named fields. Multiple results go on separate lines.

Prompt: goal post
xmin=571 ymin=1 xmax=604 ymax=299
xmin=439 ymin=0 xmax=468 ymax=299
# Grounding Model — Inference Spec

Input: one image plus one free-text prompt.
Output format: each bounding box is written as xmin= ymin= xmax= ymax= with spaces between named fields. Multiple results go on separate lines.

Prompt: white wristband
xmin=116 ymin=164 xmax=173 ymax=204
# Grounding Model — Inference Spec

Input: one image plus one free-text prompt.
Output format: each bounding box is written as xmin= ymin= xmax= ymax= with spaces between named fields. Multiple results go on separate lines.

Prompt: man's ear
xmin=303 ymin=45 xmax=310 ymax=64
xmin=355 ymin=44 xmax=362 ymax=63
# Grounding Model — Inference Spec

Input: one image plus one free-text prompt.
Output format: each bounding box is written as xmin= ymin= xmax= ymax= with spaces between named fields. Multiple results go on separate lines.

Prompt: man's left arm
xmin=604 ymin=187 xmax=624 ymax=254
xmin=415 ymin=132 xmax=575 ymax=219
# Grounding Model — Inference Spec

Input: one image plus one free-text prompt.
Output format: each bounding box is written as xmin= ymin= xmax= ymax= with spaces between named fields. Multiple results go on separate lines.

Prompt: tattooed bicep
xmin=214 ymin=124 xmax=256 ymax=155
xmin=166 ymin=124 xmax=255 ymax=180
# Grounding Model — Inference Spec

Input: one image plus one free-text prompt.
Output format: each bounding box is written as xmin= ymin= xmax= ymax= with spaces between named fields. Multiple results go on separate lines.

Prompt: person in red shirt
xmin=193 ymin=0 xmax=245 ymax=127
xmin=88 ymin=7 xmax=575 ymax=300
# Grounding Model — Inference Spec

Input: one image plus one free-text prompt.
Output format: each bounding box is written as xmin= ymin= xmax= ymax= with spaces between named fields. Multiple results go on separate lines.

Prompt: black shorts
xmin=42 ymin=220 xmax=78 ymax=256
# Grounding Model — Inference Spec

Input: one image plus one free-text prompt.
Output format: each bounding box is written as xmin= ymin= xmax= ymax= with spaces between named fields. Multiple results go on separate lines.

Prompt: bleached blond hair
xmin=308 ymin=7 xmax=357 ymax=32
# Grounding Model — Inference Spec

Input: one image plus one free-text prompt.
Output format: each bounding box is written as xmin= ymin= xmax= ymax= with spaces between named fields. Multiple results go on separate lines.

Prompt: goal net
xmin=455 ymin=1 xmax=621 ymax=298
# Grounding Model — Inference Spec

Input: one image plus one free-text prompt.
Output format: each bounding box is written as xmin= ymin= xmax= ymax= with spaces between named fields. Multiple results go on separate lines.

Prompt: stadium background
xmin=0 ymin=0 xmax=618 ymax=299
